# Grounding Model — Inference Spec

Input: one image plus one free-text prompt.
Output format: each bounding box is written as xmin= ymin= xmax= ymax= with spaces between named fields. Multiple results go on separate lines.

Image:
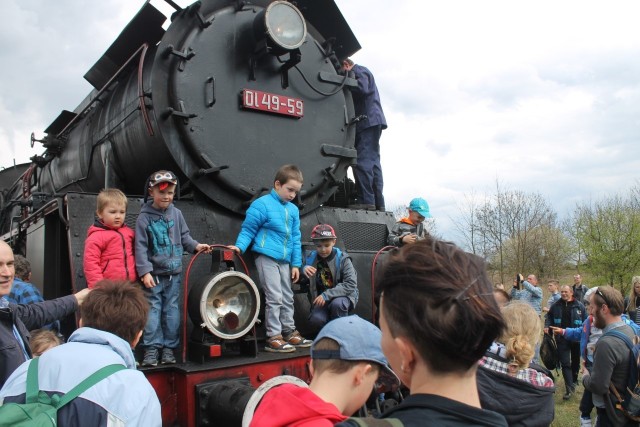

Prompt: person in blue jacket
xmin=342 ymin=58 xmax=387 ymax=211
xmin=0 ymin=280 xmax=161 ymax=426
xmin=302 ymin=224 xmax=358 ymax=330
xmin=230 ymin=165 xmax=312 ymax=353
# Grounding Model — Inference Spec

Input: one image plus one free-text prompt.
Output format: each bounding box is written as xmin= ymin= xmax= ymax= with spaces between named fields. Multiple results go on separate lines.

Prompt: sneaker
xmin=142 ymin=348 xmax=159 ymax=367
xmin=580 ymin=416 xmax=592 ymax=427
xmin=283 ymin=330 xmax=312 ymax=348
xmin=161 ymin=348 xmax=176 ymax=364
xmin=265 ymin=335 xmax=296 ymax=353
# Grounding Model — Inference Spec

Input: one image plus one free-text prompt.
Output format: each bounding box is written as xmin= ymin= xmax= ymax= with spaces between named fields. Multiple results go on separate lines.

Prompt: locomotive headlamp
xmin=189 ymin=271 xmax=260 ymax=340
xmin=254 ymin=1 xmax=307 ymax=52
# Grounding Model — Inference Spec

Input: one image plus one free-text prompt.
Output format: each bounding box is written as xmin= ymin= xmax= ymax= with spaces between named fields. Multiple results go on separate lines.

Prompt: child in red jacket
xmin=83 ymin=189 xmax=137 ymax=288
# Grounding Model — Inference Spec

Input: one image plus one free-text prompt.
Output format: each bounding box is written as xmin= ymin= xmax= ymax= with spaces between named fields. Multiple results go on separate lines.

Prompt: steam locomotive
xmin=0 ymin=0 xmax=395 ymax=425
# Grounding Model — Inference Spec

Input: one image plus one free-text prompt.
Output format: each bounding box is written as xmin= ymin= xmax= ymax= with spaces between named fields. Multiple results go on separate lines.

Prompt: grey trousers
xmin=255 ymin=254 xmax=296 ymax=338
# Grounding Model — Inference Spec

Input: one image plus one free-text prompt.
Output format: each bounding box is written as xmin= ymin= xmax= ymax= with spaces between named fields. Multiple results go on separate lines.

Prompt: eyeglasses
xmin=152 ymin=172 xmax=176 ymax=181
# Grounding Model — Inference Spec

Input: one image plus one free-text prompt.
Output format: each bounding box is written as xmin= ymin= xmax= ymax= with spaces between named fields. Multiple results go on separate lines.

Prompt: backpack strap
xmin=605 ymin=329 xmax=634 ymax=352
xmin=343 ymin=418 xmax=404 ymax=427
xmin=55 ymin=364 xmax=126 ymax=408
xmin=25 ymin=358 xmax=126 ymax=409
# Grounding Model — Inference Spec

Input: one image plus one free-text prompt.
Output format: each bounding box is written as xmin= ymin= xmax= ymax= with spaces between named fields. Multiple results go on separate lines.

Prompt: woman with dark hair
xmin=351 ymin=237 xmax=508 ymax=426
xmin=477 ymin=301 xmax=555 ymax=426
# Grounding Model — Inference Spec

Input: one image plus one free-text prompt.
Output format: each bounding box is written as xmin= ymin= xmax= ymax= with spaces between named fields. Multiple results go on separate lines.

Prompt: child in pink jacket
xmin=83 ymin=189 xmax=136 ymax=288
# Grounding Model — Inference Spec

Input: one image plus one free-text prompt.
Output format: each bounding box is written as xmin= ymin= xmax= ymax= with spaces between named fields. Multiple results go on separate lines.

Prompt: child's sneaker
xmin=265 ymin=335 xmax=296 ymax=353
xmin=579 ymin=417 xmax=592 ymax=427
xmin=142 ymin=348 xmax=159 ymax=367
xmin=284 ymin=330 xmax=312 ymax=348
xmin=161 ymin=348 xmax=176 ymax=364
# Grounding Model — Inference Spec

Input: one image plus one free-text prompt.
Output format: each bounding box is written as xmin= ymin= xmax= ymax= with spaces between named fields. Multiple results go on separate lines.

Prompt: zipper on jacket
xmin=117 ymin=229 xmax=130 ymax=279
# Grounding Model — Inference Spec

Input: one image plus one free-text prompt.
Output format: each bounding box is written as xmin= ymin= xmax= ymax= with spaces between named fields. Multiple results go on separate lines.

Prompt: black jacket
xmin=0 ymin=295 xmax=77 ymax=388
xmin=545 ymin=298 xmax=586 ymax=329
xmin=477 ymin=356 xmax=555 ymax=426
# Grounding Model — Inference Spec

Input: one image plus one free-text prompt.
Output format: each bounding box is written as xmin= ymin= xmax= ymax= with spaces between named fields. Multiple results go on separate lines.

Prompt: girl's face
xmin=634 ymin=282 xmax=640 ymax=296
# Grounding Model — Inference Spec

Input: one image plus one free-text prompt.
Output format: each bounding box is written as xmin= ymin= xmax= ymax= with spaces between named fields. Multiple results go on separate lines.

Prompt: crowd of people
xmin=1 ymin=160 xmax=640 ymax=426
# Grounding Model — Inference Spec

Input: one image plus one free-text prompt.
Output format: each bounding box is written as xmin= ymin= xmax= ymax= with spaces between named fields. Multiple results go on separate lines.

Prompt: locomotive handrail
xmin=370 ymin=245 xmax=397 ymax=323
xmin=56 ymin=43 xmax=152 ymax=138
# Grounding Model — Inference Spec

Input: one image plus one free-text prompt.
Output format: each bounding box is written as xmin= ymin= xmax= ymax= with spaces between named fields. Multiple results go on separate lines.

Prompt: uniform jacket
xmin=84 ymin=220 xmax=136 ymax=288
xmin=135 ymin=202 xmax=199 ymax=277
xmin=545 ymin=298 xmax=586 ymax=329
xmin=388 ymin=218 xmax=427 ymax=247
xmin=235 ymin=189 xmax=302 ymax=267
xmin=249 ymin=383 xmax=347 ymax=427
xmin=0 ymin=295 xmax=77 ymax=388
xmin=304 ymin=248 xmax=358 ymax=307
xmin=350 ymin=64 xmax=387 ymax=133
xmin=0 ymin=327 xmax=161 ymax=426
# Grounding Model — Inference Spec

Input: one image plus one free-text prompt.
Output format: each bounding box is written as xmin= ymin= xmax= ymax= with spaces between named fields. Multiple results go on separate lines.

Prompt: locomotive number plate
xmin=242 ymin=89 xmax=303 ymax=118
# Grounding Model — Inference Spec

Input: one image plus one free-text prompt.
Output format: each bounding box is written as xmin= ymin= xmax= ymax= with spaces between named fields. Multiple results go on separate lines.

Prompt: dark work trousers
xmin=571 ymin=341 xmax=581 ymax=383
xmin=580 ymin=363 xmax=593 ymax=418
xmin=308 ymin=296 xmax=351 ymax=330
xmin=354 ymin=125 xmax=385 ymax=208
xmin=557 ymin=336 xmax=574 ymax=392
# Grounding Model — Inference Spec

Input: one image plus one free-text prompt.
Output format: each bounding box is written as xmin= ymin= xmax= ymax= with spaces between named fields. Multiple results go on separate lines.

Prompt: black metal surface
xmin=84 ymin=2 xmax=166 ymax=90
xmin=43 ymin=110 xmax=77 ymax=135
xmin=196 ymin=377 xmax=253 ymax=427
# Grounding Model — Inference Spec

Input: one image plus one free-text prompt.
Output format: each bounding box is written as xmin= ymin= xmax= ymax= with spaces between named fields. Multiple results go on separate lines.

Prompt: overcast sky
xmin=2 ymin=0 xmax=639 ymax=243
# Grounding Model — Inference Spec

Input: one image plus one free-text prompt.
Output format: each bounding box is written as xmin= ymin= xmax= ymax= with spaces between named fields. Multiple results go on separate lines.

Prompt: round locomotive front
xmin=148 ymin=0 xmax=357 ymax=214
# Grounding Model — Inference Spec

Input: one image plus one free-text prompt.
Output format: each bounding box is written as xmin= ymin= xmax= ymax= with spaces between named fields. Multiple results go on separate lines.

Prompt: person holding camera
xmin=511 ymin=274 xmax=543 ymax=315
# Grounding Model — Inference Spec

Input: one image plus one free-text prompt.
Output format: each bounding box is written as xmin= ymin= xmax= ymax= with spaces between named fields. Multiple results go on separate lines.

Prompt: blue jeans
xmin=255 ymin=255 xmax=296 ymax=338
xmin=142 ymin=275 xmax=181 ymax=349
xmin=354 ymin=125 xmax=385 ymax=208
xmin=309 ymin=297 xmax=351 ymax=330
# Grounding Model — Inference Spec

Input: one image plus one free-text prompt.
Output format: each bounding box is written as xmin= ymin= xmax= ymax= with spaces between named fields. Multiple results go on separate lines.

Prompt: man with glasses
xmin=583 ymin=286 xmax=638 ymax=426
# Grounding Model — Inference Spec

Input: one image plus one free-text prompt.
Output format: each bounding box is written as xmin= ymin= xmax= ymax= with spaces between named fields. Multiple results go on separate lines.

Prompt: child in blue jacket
xmin=302 ymin=224 xmax=358 ymax=330
xmin=229 ymin=165 xmax=311 ymax=353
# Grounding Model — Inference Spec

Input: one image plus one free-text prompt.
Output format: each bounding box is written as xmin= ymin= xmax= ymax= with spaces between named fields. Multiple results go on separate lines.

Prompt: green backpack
xmin=0 ymin=357 xmax=125 ymax=426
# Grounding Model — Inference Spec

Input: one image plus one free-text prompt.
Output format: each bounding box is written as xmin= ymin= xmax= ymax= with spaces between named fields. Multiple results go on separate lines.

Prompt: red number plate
xmin=241 ymin=89 xmax=304 ymax=118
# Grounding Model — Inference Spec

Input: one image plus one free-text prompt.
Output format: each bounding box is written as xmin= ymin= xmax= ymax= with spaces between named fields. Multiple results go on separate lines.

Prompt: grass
xmin=551 ymin=373 xmax=590 ymax=426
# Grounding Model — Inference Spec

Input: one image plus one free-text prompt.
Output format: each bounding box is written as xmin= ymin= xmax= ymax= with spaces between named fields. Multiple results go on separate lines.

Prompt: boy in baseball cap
xmin=303 ymin=224 xmax=358 ymax=330
xmin=388 ymin=197 xmax=432 ymax=247
xmin=249 ymin=315 xmax=398 ymax=426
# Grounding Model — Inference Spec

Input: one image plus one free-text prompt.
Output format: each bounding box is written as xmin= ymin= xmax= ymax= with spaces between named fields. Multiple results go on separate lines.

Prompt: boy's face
xmin=408 ymin=209 xmax=425 ymax=225
xmin=274 ymin=179 xmax=302 ymax=203
xmin=149 ymin=184 xmax=176 ymax=210
xmin=346 ymin=363 xmax=380 ymax=415
xmin=98 ymin=202 xmax=126 ymax=229
xmin=314 ymin=239 xmax=336 ymax=259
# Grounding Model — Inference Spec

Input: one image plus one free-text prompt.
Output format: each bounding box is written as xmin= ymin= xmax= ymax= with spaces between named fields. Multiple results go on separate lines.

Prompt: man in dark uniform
xmin=343 ymin=58 xmax=387 ymax=211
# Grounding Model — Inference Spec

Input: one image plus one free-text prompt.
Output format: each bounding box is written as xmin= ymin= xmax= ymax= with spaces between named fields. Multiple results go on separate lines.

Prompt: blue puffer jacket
xmin=350 ymin=64 xmax=387 ymax=132
xmin=236 ymin=190 xmax=302 ymax=267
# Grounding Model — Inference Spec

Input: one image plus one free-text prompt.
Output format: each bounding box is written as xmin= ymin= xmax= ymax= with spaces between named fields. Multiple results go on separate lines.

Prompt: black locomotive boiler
xmin=0 ymin=1 xmax=395 ymax=425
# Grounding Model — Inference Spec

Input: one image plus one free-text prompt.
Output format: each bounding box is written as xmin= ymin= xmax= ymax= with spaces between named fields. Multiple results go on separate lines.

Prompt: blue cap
xmin=409 ymin=197 xmax=431 ymax=218
xmin=311 ymin=315 xmax=399 ymax=386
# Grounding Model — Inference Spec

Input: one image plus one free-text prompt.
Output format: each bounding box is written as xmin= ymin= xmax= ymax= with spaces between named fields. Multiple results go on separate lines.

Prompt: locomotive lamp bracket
xmin=166 ymin=101 xmax=198 ymax=124
xmin=165 ymin=44 xmax=196 ymax=72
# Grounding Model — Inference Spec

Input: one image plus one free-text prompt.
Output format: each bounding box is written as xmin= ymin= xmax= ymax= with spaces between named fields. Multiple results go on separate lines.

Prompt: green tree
xmin=571 ymin=187 xmax=640 ymax=295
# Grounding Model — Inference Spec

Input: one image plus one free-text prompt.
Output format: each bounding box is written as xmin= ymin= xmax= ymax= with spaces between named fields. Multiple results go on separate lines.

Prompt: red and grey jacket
xmin=83 ymin=220 xmax=137 ymax=288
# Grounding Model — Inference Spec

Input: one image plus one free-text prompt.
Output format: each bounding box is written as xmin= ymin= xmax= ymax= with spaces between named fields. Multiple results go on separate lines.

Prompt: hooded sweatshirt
xmin=135 ymin=201 xmax=198 ymax=276
xmin=83 ymin=220 xmax=136 ymax=288
xmin=249 ymin=383 xmax=347 ymax=427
